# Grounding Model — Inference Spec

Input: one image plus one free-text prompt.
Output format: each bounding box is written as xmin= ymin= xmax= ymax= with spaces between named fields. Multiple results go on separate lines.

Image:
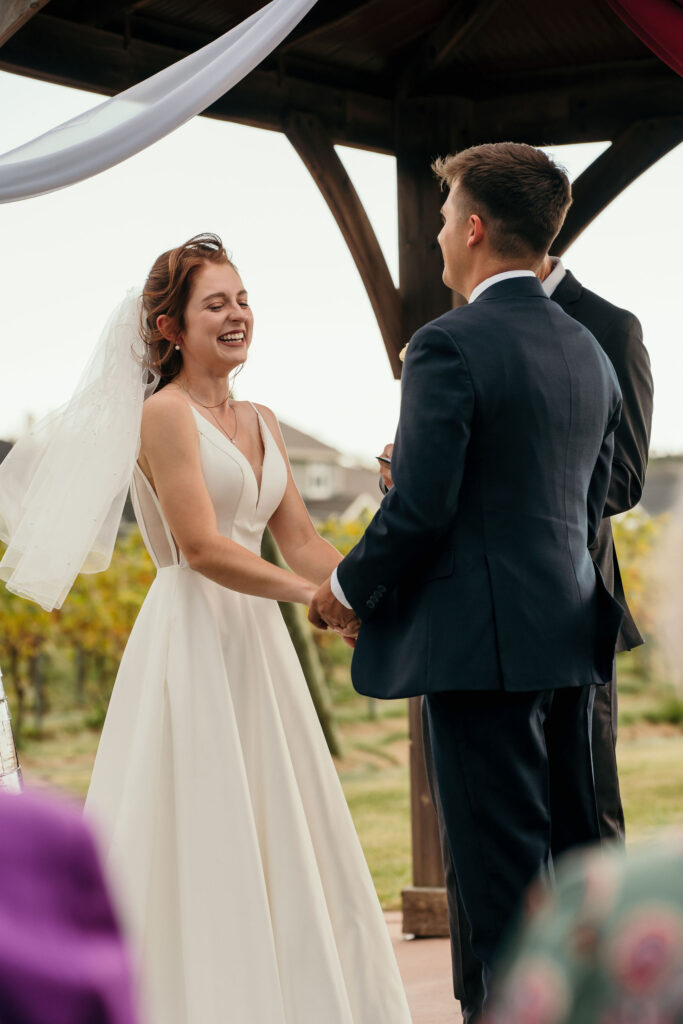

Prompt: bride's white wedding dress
xmin=85 ymin=403 xmax=412 ymax=1024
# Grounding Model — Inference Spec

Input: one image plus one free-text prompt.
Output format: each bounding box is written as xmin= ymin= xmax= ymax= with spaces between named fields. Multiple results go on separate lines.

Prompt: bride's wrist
xmin=296 ymin=579 xmax=317 ymax=606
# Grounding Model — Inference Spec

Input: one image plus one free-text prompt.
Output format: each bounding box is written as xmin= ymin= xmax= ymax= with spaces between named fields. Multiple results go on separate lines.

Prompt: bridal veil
xmin=0 ymin=291 xmax=157 ymax=611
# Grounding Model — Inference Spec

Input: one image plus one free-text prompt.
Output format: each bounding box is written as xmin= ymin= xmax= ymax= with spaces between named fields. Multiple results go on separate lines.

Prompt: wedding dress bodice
xmin=131 ymin=404 xmax=287 ymax=568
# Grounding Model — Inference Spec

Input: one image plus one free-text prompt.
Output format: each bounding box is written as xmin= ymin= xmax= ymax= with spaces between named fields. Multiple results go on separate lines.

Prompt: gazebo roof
xmin=2 ymin=0 xmax=681 ymax=152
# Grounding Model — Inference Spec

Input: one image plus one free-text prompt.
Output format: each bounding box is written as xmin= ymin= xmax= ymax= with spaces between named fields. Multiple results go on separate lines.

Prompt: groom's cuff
xmin=330 ymin=568 xmax=353 ymax=609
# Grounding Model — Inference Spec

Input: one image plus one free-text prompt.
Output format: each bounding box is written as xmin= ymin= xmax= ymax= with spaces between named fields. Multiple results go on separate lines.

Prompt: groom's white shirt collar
xmin=331 ymin=261 xmax=568 ymax=612
xmin=468 ymin=269 xmax=535 ymax=304
xmin=540 ymin=257 xmax=566 ymax=297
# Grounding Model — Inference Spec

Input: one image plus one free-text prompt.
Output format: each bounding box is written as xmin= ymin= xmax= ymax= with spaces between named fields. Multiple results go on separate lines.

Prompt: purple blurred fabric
xmin=0 ymin=789 xmax=139 ymax=1024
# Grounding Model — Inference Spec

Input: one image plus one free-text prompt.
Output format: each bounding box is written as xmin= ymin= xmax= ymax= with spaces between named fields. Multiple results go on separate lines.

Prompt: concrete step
xmin=386 ymin=911 xmax=463 ymax=1023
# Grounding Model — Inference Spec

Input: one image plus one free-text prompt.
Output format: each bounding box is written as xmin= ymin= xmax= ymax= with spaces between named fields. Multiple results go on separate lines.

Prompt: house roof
xmin=279 ymin=421 xmax=341 ymax=457
xmin=343 ymin=464 xmax=381 ymax=495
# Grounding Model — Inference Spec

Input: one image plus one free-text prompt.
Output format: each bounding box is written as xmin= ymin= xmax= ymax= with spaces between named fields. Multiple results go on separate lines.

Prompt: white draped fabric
xmin=0 ymin=0 xmax=317 ymax=203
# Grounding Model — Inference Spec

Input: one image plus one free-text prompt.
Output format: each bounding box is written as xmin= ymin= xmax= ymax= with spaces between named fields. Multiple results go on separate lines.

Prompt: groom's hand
xmin=308 ymin=577 xmax=361 ymax=635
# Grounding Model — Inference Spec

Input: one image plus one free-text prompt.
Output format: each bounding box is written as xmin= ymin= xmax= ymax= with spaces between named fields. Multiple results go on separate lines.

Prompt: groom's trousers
xmin=423 ymin=685 xmax=601 ymax=1021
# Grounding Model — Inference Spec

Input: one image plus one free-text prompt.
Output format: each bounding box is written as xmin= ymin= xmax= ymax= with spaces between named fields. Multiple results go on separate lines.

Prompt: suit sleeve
xmin=336 ymin=322 xmax=475 ymax=620
xmin=587 ymin=398 xmax=622 ymax=547
xmin=602 ymin=312 xmax=653 ymax=517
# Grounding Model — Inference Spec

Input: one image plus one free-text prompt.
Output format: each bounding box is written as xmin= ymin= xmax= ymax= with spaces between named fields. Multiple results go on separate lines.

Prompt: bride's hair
xmin=141 ymin=232 xmax=236 ymax=390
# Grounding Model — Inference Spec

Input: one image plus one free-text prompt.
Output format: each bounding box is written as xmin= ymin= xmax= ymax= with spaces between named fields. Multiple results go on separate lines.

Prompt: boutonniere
xmin=399 ymin=343 xmax=409 ymax=363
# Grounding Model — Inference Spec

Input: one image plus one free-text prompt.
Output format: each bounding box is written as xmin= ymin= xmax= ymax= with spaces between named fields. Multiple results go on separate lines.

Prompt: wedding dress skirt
xmin=85 ymin=405 xmax=412 ymax=1024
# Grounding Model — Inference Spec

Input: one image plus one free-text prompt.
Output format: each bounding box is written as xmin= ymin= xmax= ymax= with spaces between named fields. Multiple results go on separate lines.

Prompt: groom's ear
xmin=467 ymin=214 xmax=486 ymax=248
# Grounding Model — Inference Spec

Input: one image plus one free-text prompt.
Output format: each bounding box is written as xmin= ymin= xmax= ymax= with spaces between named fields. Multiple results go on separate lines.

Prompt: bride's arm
xmin=256 ymin=405 xmax=343 ymax=586
xmin=139 ymin=392 xmax=315 ymax=604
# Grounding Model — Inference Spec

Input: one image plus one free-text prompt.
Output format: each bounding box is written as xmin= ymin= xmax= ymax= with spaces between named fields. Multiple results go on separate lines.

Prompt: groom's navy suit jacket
xmin=337 ymin=276 xmax=624 ymax=698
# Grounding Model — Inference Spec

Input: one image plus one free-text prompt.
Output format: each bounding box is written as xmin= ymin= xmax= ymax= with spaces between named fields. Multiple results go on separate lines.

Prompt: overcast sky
xmin=0 ymin=69 xmax=681 ymax=462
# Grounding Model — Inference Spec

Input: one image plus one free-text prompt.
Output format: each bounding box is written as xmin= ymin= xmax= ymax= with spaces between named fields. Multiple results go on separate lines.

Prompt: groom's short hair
xmin=432 ymin=143 xmax=571 ymax=259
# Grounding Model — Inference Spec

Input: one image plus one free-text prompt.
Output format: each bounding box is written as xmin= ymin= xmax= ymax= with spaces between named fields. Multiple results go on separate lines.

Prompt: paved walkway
xmin=386 ymin=912 xmax=463 ymax=1024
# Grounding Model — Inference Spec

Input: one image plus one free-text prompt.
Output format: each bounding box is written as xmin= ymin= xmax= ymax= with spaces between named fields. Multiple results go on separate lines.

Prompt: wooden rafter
xmin=0 ymin=14 xmax=395 ymax=151
xmin=0 ymin=0 xmax=50 ymax=46
xmin=552 ymin=116 xmax=683 ymax=255
xmin=285 ymin=111 xmax=403 ymax=376
xmin=1 ymin=14 xmax=682 ymax=151
xmin=280 ymin=0 xmax=379 ymax=52
xmin=78 ymin=1 xmax=154 ymax=30
xmin=471 ymin=67 xmax=683 ymax=146
xmin=10 ymin=26 xmax=683 ymax=149
xmin=398 ymin=0 xmax=505 ymax=97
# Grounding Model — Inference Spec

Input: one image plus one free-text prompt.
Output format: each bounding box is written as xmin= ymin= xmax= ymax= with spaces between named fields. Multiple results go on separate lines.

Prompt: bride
xmin=1 ymin=233 xmax=412 ymax=1024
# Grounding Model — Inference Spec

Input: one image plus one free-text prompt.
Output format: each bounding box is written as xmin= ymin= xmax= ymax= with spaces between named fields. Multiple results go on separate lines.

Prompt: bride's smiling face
xmin=179 ymin=261 xmax=253 ymax=374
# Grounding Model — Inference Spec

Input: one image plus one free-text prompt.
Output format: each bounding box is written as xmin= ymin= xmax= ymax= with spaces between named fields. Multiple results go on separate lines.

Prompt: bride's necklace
xmin=179 ymin=382 xmax=238 ymax=442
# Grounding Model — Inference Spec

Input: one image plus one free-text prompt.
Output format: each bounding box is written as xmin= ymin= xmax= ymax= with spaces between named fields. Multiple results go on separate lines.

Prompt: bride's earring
xmin=174 ymin=343 xmax=181 ymax=351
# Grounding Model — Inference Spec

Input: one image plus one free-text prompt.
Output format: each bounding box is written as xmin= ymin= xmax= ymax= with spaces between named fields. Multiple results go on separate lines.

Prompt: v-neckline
xmin=190 ymin=404 xmax=269 ymax=509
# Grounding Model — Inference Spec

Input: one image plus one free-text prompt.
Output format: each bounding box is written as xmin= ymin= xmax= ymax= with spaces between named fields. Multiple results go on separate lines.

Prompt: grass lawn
xmin=14 ymin=649 xmax=683 ymax=910
xmin=618 ymin=733 xmax=683 ymax=836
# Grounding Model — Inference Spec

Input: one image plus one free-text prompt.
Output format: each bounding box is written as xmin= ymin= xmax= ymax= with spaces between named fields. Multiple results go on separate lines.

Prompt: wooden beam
xmin=470 ymin=69 xmax=683 ymax=147
xmin=403 ymin=702 xmax=448 ymax=932
xmin=2 ymin=9 xmax=682 ymax=152
xmin=82 ymin=1 xmax=154 ymax=30
xmin=394 ymin=102 xmax=457 ymax=935
xmin=402 ymin=696 xmax=448 ymax=936
xmin=552 ymin=116 xmax=683 ymax=255
xmin=285 ymin=111 xmax=402 ymax=376
xmin=0 ymin=0 xmax=50 ymax=46
xmin=396 ymin=105 xmax=454 ymax=340
xmin=280 ymin=0 xmax=379 ymax=52
xmin=398 ymin=0 xmax=505 ymax=97
xmin=0 ymin=13 xmax=395 ymax=152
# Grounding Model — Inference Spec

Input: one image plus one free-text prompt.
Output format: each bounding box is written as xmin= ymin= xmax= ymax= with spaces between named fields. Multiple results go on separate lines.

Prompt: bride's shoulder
xmin=251 ymin=401 xmax=277 ymax=425
xmin=141 ymin=386 xmax=195 ymax=438
xmin=250 ymin=403 xmax=287 ymax=454
xmin=144 ymin=385 xmax=189 ymax=414
xmin=252 ymin=403 xmax=283 ymax=437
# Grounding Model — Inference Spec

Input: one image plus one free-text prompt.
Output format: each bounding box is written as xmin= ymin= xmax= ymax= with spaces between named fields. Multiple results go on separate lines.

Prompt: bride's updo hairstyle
xmin=141 ymin=232 xmax=236 ymax=389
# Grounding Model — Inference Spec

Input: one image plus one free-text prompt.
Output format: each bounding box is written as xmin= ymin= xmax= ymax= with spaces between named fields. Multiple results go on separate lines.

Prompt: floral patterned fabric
xmin=483 ymin=836 xmax=683 ymax=1024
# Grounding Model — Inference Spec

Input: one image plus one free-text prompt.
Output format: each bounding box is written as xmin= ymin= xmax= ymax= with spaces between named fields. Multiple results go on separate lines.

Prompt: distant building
xmin=638 ymin=455 xmax=683 ymax=519
xmin=279 ymin=422 xmax=380 ymax=522
xmin=0 ymin=423 xmax=382 ymax=524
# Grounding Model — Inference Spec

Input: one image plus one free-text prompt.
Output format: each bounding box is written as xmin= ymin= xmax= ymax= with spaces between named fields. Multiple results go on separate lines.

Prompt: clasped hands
xmin=308 ymin=577 xmax=361 ymax=647
xmin=307 ymin=442 xmax=394 ymax=646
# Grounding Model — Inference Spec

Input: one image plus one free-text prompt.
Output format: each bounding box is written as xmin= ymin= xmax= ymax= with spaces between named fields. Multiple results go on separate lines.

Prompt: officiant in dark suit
xmin=309 ymin=142 xmax=625 ymax=1020
xmin=544 ymin=257 xmax=653 ymax=841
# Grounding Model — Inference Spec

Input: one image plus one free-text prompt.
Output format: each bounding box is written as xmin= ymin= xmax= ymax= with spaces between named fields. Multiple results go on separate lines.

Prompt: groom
xmin=309 ymin=142 xmax=624 ymax=1015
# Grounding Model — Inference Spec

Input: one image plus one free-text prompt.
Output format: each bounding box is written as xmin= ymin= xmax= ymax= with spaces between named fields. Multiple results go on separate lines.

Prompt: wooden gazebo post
xmin=395 ymin=101 xmax=459 ymax=936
